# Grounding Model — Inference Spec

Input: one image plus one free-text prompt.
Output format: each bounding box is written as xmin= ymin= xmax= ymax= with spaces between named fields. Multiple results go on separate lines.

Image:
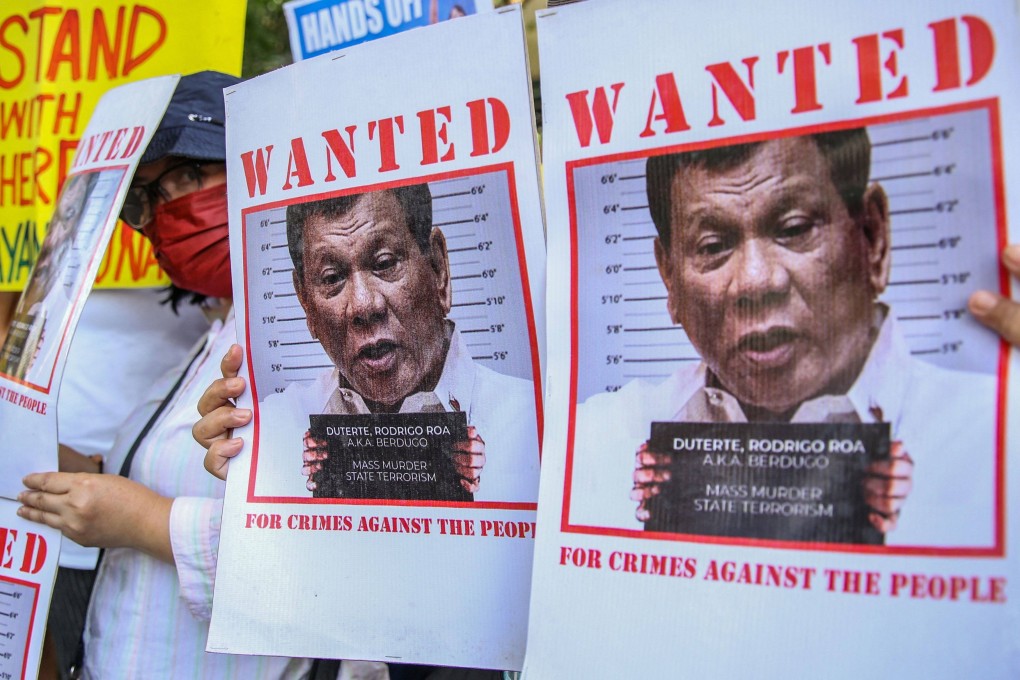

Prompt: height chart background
xmin=244 ymin=165 xmax=543 ymax=503
xmin=0 ymin=576 xmax=38 ymax=678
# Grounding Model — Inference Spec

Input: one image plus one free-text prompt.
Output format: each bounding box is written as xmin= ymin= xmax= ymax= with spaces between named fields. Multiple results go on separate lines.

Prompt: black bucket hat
xmin=140 ymin=70 xmax=242 ymax=164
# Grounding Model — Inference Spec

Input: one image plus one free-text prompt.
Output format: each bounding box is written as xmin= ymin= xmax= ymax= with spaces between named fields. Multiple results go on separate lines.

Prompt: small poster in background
xmin=0 ymin=75 xmax=177 ymax=680
xmin=210 ymin=7 xmax=544 ymax=670
xmin=284 ymin=0 xmax=494 ymax=61
xmin=525 ymin=1 xmax=1019 ymax=677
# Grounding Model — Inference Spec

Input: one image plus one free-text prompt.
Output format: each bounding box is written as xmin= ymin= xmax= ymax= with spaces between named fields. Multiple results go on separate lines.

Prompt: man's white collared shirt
xmin=254 ymin=328 xmax=541 ymax=503
xmin=570 ymin=315 xmax=996 ymax=548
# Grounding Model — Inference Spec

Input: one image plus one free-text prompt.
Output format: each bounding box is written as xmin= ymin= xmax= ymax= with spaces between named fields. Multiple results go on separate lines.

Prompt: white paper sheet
xmin=525 ymin=1 xmax=1020 ymax=676
xmin=210 ymin=8 xmax=544 ymax=670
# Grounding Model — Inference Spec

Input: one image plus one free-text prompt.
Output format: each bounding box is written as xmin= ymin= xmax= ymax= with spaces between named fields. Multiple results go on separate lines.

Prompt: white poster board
xmin=0 ymin=502 xmax=55 ymax=680
xmin=525 ymin=1 xmax=1019 ymax=677
xmin=0 ymin=75 xmax=177 ymax=680
xmin=211 ymin=7 xmax=544 ymax=670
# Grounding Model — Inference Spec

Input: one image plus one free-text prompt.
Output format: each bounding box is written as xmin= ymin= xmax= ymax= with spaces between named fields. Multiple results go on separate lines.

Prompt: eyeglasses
xmin=120 ymin=160 xmax=225 ymax=230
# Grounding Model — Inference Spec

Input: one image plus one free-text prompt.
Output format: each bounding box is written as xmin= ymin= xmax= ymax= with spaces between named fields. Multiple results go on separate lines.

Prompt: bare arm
xmin=58 ymin=444 xmax=102 ymax=474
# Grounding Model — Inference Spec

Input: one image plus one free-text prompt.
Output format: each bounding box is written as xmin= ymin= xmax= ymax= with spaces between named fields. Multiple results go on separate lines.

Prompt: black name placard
xmin=309 ymin=411 xmax=472 ymax=502
xmin=644 ymin=421 xmax=889 ymax=545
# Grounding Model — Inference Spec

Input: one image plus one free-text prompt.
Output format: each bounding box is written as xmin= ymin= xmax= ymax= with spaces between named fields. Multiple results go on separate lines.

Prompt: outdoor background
xmin=243 ymin=0 xmax=544 ymax=121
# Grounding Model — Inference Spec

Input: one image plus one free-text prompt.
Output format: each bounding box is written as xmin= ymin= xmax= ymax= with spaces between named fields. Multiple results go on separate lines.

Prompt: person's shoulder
xmin=261 ymin=368 xmax=334 ymax=411
xmin=904 ymin=356 xmax=997 ymax=422
xmin=473 ymin=361 xmax=531 ymax=389
xmin=471 ymin=362 xmax=535 ymax=410
xmin=576 ymin=380 xmax=648 ymax=429
xmin=908 ymin=356 xmax=996 ymax=392
xmin=580 ymin=361 xmax=701 ymax=412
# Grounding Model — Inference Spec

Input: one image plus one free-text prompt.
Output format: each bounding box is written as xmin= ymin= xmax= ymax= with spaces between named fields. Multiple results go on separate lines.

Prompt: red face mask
xmin=143 ymin=184 xmax=232 ymax=299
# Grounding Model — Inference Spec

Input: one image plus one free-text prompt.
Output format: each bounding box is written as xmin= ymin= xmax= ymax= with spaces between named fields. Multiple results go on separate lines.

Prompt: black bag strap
xmin=117 ymin=341 xmax=207 ymax=478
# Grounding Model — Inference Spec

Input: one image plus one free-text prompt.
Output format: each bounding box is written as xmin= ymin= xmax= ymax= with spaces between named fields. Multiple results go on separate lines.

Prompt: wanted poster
xmin=0 ymin=75 xmax=176 ymax=680
xmin=526 ymin=1 xmax=1019 ymax=677
xmin=0 ymin=77 xmax=178 ymax=502
xmin=0 ymin=501 xmax=56 ymax=680
xmin=210 ymin=7 xmax=544 ymax=670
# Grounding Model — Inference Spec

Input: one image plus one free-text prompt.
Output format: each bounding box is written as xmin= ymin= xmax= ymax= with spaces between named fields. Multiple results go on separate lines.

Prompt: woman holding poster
xmin=16 ymin=72 xmax=315 ymax=679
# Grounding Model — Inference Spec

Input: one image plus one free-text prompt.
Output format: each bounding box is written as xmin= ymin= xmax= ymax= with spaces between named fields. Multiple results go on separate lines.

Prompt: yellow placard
xmin=0 ymin=0 xmax=246 ymax=291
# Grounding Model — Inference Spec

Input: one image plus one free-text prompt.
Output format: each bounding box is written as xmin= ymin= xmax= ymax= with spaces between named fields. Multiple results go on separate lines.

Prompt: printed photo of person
xmin=253 ymin=182 xmax=541 ymax=504
xmin=0 ymin=171 xmax=102 ymax=384
xmin=569 ymin=128 xmax=997 ymax=549
xmin=428 ymin=0 xmax=473 ymax=23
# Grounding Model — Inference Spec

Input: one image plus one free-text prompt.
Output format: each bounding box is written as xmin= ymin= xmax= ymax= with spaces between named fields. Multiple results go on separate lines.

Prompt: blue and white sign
xmin=284 ymin=0 xmax=492 ymax=61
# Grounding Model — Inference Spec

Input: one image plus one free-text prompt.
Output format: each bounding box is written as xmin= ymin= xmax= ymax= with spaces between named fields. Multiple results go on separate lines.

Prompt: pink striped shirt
xmin=83 ymin=313 xmax=310 ymax=678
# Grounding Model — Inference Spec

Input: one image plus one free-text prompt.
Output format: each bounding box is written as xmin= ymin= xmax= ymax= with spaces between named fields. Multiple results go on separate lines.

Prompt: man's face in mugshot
xmin=48 ymin=175 xmax=90 ymax=246
xmin=295 ymin=190 xmax=452 ymax=407
xmin=22 ymin=175 xmax=91 ymax=310
xmin=56 ymin=176 xmax=87 ymax=224
xmin=654 ymin=136 xmax=891 ymax=414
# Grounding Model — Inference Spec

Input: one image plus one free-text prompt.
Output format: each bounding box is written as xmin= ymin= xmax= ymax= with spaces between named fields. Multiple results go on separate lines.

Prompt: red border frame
xmin=0 ymin=166 xmax=130 ymax=395
xmin=0 ymin=573 xmax=41 ymax=680
xmin=562 ymin=99 xmax=1008 ymax=558
xmin=242 ymin=163 xmax=544 ymax=510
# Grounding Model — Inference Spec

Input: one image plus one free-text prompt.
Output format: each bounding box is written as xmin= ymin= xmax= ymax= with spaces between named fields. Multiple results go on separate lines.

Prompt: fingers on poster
xmin=243 ymin=168 xmax=543 ymax=507
xmin=565 ymin=105 xmax=1004 ymax=554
